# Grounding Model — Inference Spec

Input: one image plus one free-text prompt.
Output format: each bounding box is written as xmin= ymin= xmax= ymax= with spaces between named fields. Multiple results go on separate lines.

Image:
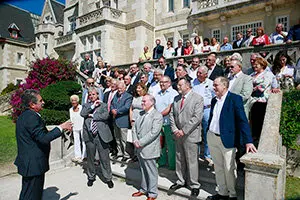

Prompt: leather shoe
xmin=169 ymin=183 xmax=184 ymax=190
xmin=132 ymin=191 xmax=145 ymax=197
xmin=191 ymin=188 xmax=200 ymax=197
xmin=147 ymin=198 xmax=156 ymax=200
xmin=206 ymin=194 xmax=229 ymax=200
xmin=107 ymin=181 xmax=114 ymax=188
xmin=87 ymin=179 xmax=94 ymax=187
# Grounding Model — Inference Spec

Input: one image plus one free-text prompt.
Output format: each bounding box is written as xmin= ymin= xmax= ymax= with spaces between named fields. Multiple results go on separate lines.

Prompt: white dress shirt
xmin=209 ymin=91 xmax=228 ymax=135
xmin=228 ymin=71 xmax=242 ymax=90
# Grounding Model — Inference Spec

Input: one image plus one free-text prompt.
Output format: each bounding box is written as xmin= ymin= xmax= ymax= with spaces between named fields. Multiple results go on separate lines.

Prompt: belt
xmin=204 ymin=105 xmax=211 ymax=109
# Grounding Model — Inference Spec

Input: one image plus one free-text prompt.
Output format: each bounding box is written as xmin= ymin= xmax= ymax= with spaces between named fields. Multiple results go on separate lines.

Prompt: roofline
xmin=51 ymin=0 xmax=65 ymax=6
xmin=0 ymin=37 xmax=35 ymax=47
xmin=48 ymin=0 xmax=58 ymax=23
xmin=3 ymin=3 xmax=41 ymax=16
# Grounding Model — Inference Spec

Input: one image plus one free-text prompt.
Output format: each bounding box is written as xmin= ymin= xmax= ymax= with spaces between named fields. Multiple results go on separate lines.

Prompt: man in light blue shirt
xmin=220 ymin=36 xmax=233 ymax=51
xmin=192 ymin=66 xmax=215 ymax=165
xmin=155 ymin=76 xmax=178 ymax=170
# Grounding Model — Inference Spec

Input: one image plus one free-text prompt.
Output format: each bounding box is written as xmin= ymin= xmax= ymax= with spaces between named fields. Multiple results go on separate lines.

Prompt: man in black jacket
xmin=153 ymin=39 xmax=164 ymax=59
xmin=15 ymin=89 xmax=72 ymax=200
xmin=206 ymin=53 xmax=224 ymax=81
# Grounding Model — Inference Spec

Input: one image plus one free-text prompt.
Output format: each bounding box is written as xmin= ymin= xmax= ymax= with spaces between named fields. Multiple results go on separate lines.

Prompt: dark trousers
xmin=85 ymin=134 xmax=112 ymax=182
xmin=250 ymin=102 xmax=267 ymax=143
xmin=20 ymin=174 xmax=45 ymax=200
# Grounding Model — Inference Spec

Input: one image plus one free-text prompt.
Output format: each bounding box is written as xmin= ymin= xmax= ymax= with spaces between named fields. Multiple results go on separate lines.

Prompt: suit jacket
xmin=80 ymin=60 xmax=95 ymax=77
xmin=170 ymin=91 xmax=204 ymax=143
xmin=81 ymin=87 xmax=104 ymax=105
xmin=14 ymin=109 xmax=62 ymax=177
xmin=153 ymin=45 xmax=164 ymax=59
xmin=209 ymin=64 xmax=224 ymax=81
xmin=233 ymin=39 xmax=243 ymax=49
xmin=164 ymin=65 xmax=175 ymax=82
xmin=172 ymin=75 xmax=193 ymax=91
xmin=110 ymin=92 xmax=133 ymax=128
xmin=131 ymin=72 xmax=141 ymax=86
xmin=229 ymin=72 xmax=253 ymax=116
xmin=208 ymin=92 xmax=253 ymax=149
xmin=174 ymin=46 xmax=184 ymax=56
xmin=132 ymin=109 xmax=163 ymax=159
xmin=126 ymin=84 xmax=135 ymax=96
xmin=80 ymin=102 xmax=113 ymax=143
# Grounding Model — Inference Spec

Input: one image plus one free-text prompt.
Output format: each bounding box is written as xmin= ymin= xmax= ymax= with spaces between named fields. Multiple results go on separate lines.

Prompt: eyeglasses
xmin=87 ymin=82 xmax=94 ymax=85
xmin=229 ymin=66 xmax=235 ymax=68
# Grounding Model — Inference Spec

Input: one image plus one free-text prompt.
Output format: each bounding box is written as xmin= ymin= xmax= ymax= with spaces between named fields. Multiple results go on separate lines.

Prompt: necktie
xmin=180 ymin=96 xmax=185 ymax=110
xmin=91 ymin=119 xmax=97 ymax=135
xmin=107 ymin=92 xmax=113 ymax=112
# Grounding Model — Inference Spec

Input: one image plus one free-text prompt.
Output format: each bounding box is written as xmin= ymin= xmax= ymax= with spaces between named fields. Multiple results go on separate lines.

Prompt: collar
xmin=145 ymin=106 xmax=154 ymax=114
xmin=216 ymin=91 xmax=228 ymax=102
xmin=183 ymin=90 xmax=192 ymax=99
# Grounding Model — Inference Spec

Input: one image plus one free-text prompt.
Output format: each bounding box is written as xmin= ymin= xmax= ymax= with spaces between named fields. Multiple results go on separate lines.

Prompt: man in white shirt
xmin=270 ymin=23 xmax=288 ymax=44
xmin=188 ymin=57 xmax=200 ymax=80
xmin=148 ymin=69 xmax=163 ymax=96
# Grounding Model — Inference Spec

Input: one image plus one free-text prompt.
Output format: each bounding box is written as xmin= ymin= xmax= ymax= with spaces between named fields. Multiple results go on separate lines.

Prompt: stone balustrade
xmin=240 ymin=92 xmax=286 ymax=200
xmin=77 ymin=6 xmax=124 ymax=29
xmin=55 ymin=33 xmax=74 ymax=46
xmin=35 ymin=23 xmax=56 ymax=34
xmin=191 ymin=0 xmax=243 ymax=14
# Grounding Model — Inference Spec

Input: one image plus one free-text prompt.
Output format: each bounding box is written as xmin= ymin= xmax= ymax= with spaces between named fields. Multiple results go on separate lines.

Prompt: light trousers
xmin=207 ymin=130 xmax=237 ymax=197
xmin=73 ymin=129 xmax=86 ymax=159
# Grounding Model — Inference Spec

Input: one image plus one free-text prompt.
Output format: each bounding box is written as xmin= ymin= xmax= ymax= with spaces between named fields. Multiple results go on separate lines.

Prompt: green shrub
xmin=1 ymin=83 xmax=18 ymax=95
xmin=40 ymin=81 xmax=82 ymax=125
xmin=280 ymin=90 xmax=300 ymax=150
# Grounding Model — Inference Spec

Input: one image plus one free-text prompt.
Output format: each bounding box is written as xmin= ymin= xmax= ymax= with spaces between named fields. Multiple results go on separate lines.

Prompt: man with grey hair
xmin=131 ymin=94 xmax=163 ymax=199
xmin=241 ymin=28 xmax=254 ymax=47
xmin=220 ymin=36 xmax=233 ymax=51
xmin=110 ymin=81 xmax=133 ymax=161
xmin=169 ymin=78 xmax=204 ymax=197
xmin=148 ymin=68 xmax=164 ymax=96
xmin=143 ymin=63 xmax=154 ymax=83
xmin=15 ymin=89 xmax=72 ymax=200
xmin=207 ymin=77 xmax=256 ymax=200
xmin=270 ymin=23 xmax=288 ymax=44
xmin=129 ymin=64 xmax=141 ymax=86
xmin=192 ymin=66 xmax=215 ymax=165
xmin=80 ymin=53 xmax=95 ymax=77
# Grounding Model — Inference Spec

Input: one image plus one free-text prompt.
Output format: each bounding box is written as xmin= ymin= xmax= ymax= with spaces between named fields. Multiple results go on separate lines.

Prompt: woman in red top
xmin=183 ymin=39 xmax=193 ymax=55
xmin=252 ymin=27 xmax=270 ymax=46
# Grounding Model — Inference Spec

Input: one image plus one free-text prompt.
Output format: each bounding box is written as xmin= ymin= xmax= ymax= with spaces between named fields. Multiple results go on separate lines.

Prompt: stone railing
xmin=77 ymin=6 xmax=124 ymax=29
xmin=35 ymin=23 xmax=56 ymax=34
xmin=191 ymin=0 xmax=248 ymax=14
xmin=241 ymin=92 xmax=286 ymax=200
xmin=55 ymin=33 xmax=74 ymax=46
xmin=113 ymin=41 xmax=300 ymax=73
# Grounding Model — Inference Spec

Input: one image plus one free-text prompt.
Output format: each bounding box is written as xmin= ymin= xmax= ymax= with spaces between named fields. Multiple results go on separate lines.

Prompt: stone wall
xmin=0 ymin=92 xmax=12 ymax=116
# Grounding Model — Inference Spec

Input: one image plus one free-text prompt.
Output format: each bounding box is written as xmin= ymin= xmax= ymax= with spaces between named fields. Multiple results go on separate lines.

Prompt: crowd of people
xmin=73 ymin=37 xmax=300 ymax=199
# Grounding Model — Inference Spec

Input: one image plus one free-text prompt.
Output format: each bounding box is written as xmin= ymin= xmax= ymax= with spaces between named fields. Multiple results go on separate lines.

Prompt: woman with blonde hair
xmin=69 ymin=94 xmax=86 ymax=163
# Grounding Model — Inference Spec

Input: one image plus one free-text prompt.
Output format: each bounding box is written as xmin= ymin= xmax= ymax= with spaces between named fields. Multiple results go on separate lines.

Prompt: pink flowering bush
xmin=10 ymin=57 xmax=77 ymax=121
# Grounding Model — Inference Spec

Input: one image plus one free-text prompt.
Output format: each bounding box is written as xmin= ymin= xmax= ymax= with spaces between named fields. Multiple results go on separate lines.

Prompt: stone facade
xmin=36 ymin=0 xmax=300 ymax=66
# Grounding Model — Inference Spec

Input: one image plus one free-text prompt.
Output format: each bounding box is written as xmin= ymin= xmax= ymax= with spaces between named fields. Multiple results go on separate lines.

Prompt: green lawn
xmin=0 ymin=116 xmax=17 ymax=165
xmin=286 ymin=176 xmax=300 ymax=200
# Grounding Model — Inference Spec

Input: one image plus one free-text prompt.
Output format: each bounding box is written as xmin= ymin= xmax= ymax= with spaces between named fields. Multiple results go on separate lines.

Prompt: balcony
xmin=54 ymin=33 xmax=75 ymax=51
xmin=35 ymin=23 xmax=56 ymax=34
xmin=76 ymin=6 xmax=125 ymax=30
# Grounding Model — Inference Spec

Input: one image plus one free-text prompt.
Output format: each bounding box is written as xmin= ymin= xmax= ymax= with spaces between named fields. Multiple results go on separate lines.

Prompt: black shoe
xmin=87 ymin=179 xmax=94 ymax=187
xmin=207 ymin=194 xmax=229 ymax=200
xmin=107 ymin=181 xmax=114 ymax=188
xmin=169 ymin=183 xmax=184 ymax=190
xmin=229 ymin=197 xmax=237 ymax=200
xmin=191 ymin=188 xmax=199 ymax=197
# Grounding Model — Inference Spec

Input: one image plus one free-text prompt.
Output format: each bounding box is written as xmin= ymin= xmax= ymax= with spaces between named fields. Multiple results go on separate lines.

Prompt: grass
xmin=0 ymin=116 xmax=17 ymax=165
xmin=285 ymin=176 xmax=300 ymax=200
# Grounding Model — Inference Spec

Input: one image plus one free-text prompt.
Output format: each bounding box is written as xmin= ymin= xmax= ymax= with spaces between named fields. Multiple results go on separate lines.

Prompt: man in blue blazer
xmin=206 ymin=77 xmax=257 ymax=200
xmin=15 ymin=89 xmax=72 ymax=200
xmin=110 ymin=81 xmax=133 ymax=161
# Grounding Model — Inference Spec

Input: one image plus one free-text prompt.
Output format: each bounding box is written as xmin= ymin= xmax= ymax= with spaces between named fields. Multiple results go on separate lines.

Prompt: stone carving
xmin=79 ymin=9 xmax=103 ymax=26
xmin=56 ymin=34 xmax=73 ymax=45
xmin=110 ymin=8 xmax=122 ymax=19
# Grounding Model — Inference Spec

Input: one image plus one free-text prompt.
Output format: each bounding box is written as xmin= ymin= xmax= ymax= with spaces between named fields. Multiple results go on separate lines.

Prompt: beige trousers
xmin=207 ymin=130 xmax=237 ymax=197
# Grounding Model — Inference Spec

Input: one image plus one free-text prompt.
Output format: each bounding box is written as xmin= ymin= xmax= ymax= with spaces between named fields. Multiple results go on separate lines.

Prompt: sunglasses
xmin=88 ymin=82 xmax=94 ymax=85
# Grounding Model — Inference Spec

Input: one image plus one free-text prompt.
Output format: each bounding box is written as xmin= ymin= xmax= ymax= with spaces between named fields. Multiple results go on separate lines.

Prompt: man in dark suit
xmin=158 ymin=56 xmax=175 ymax=82
xmin=174 ymin=39 xmax=184 ymax=57
xmin=206 ymin=77 xmax=257 ymax=200
xmin=153 ymin=39 xmax=164 ymax=59
xmin=100 ymin=64 xmax=113 ymax=88
xmin=81 ymin=87 xmax=114 ymax=188
xmin=172 ymin=65 xmax=192 ymax=91
xmin=169 ymin=78 xmax=204 ymax=198
xmin=15 ymin=89 xmax=72 ymax=200
xmin=129 ymin=64 xmax=141 ymax=87
xmin=206 ymin=53 xmax=224 ymax=81
xmin=124 ymin=75 xmax=135 ymax=95
xmin=80 ymin=53 xmax=95 ymax=77
xmin=110 ymin=81 xmax=133 ymax=161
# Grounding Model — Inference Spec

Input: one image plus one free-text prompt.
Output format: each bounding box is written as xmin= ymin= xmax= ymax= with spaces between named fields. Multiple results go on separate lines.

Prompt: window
xmin=69 ymin=16 xmax=77 ymax=32
xmin=169 ymin=0 xmax=174 ymax=12
xmin=167 ymin=36 xmax=174 ymax=45
xmin=211 ymin=29 xmax=221 ymax=43
xmin=96 ymin=35 xmax=101 ymax=48
xmin=182 ymin=34 xmax=190 ymax=44
xmin=17 ymin=53 xmax=23 ymax=65
xmin=43 ymin=14 xmax=52 ymax=23
xmin=89 ymin=36 xmax=94 ymax=50
xmin=276 ymin=15 xmax=289 ymax=32
xmin=183 ymin=0 xmax=190 ymax=8
xmin=231 ymin=21 xmax=263 ymax=41
xmin=43 ymin=35 xmax=48 ymax=43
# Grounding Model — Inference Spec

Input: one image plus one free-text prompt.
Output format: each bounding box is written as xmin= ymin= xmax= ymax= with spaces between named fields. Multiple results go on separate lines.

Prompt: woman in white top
xmin=93 ymin=60 xmax=106 ymax=85
xmin=163 ymin=41 xmax=175 ymax=58
xmin=202 ymin=38 xmax=211 ymax=53
xmin=210 ymin=37 xmax=220 ymax=52
xmin=69 ymin=94 xmax=86 ymax=163
xmin=193 ymin=36 xmax=203 ymax=54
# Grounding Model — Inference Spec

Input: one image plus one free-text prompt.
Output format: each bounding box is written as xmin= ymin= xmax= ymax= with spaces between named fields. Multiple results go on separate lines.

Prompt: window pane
xmin=231 ymin=21 xmax=263 ymax=41
xmin=169 ymin=0 xmax=174 ymax=12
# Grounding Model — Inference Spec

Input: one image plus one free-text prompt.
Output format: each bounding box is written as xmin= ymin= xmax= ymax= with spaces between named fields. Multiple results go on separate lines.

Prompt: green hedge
xmin=280 ymin=90 xmax=300 ymax=150
xmin=40 ymin=81 xmax=82 ymax=125
xmin=1 ymin=83 xmax=18 ymax=96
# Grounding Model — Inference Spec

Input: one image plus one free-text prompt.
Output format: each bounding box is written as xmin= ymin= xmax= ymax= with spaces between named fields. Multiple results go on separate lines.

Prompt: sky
xmin=2 ymin=0 xmax=65 ymax=15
